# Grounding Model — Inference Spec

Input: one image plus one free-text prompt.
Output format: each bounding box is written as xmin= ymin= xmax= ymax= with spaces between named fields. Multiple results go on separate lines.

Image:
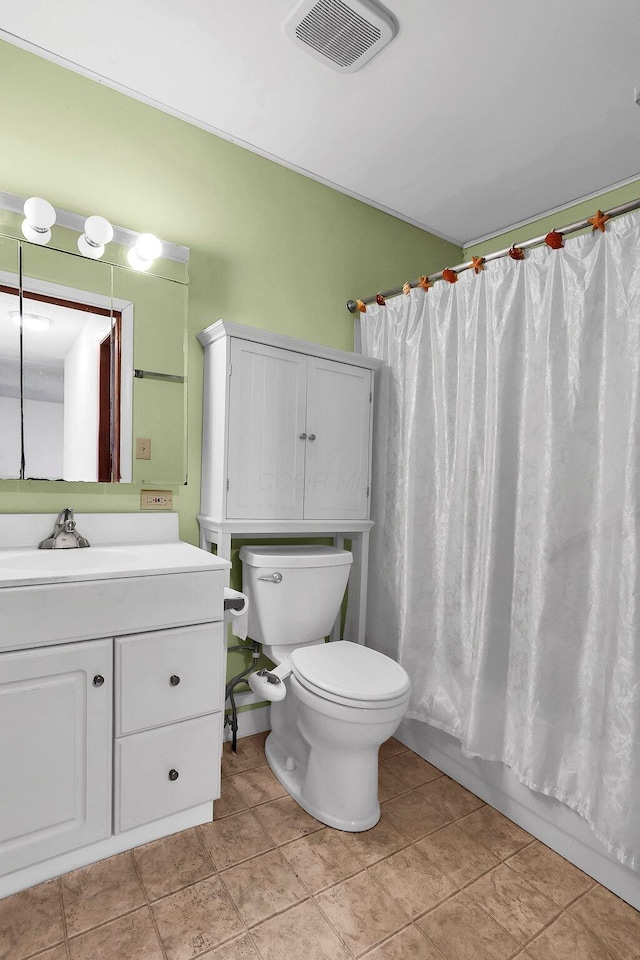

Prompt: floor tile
xmin=30 ymin=946 xmax=68 ymax=960
xmin=68 ymin=906 xmax=163 ymax=960
xmin=567 ymin=885 xmax=640 ymax=960
xmin=280 ymin=827 xmax=364 ymax=893
xmin=222 ymin=736 xmax=267 ymax=778
xmin=465 ymin=864 xmax=559 ymax=944
xmin=133 ymin=827 xmax=215 ymax=901
xmin=379 ymin=737 xmax=410 ymax=761
xmin=416 ymin=822 xmax=499 ymax=887
xmin=251 ymin=899 xmax=351 ymax=960
xmin=382 ymin=788 xmax=452 ymax=841
xmin=214 ymin=776 xmax=250 ymax=819
xmin=199 ymin=809 xmax=274 ymax=870
xmin=227 ymin=764 xmax=287 ymax=806
xmin=221 ymin=848 xmax=307 ymax=926
xmin=0 ymin=879 xmax=64 ymax=960
xmin=61 ymin=851 xmax=145 ymax=936
xmin=418 ymin=777 xmax=484 ymax=821
xmin=196 ymin=933 xmax=262 ymax=959
xmin=370 ymin=845 xmax=458 ymax=918
xmin=253 ymin=795 xmax=324 ymax=845
xmin=456 ymin=806 xmax=533 ymax=861
xmin=416 ymin=891 xmax=520 ymax=960
xmin=380 ymin=752 xmax=442 ymax=791
xmin=527 ymin=912 xmax=618 ymax=960
xmin=151 ymin=875 xmax=243 ymax=960
xmin=379 ymin=759 xmax=412 ymax=802
xmin=315 ymin=870 xmax=408 ymax=956
xmin=340 ymin=816 xmax=408 ymax=866
xmin=505 ymin=841 xmax=592 ymax=907
xmin=362 ymin=924 xmax=446 ymax=959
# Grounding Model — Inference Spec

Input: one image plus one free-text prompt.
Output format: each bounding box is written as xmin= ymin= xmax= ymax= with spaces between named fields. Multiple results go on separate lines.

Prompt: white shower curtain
xmin=361 ymin=211 xmax=640 ymax=869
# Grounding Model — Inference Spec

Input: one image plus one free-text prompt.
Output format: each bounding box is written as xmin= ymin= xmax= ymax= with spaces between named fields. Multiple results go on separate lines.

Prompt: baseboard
xmin=396 ymin=717 xmax=640 ymax=911
xmin=223 ymin=703 xmax=271 ymax=741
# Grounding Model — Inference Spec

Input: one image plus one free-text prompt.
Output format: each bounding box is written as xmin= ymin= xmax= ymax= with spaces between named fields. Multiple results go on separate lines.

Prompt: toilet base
xmin=265 ymin=732 xmax=380 ymax=833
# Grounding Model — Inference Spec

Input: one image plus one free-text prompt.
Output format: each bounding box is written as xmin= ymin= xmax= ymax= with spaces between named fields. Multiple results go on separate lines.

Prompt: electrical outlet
xmin=136 ymin=437 xmax=151 ymax=460
xmin=140 ymin=490 xmax=173 ymax=510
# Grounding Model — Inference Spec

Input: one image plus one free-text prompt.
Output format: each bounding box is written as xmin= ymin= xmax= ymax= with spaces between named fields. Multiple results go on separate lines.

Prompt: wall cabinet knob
xmin=168 ymin=769 xmax=179 ymax=781
xmin=169 ymin=675 xmax=181 ymax=686
xmin=299 ymin=433 xmax=307 ymax=440
xmin=93 ymin=675 xmax=105 ymax=687
xmin=308 ymin=434 xmax=316 ymax=441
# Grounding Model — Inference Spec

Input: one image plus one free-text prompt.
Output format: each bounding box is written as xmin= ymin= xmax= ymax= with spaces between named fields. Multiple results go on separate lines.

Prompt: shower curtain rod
xmin=346 ymin=197 xmax=640 ymax=313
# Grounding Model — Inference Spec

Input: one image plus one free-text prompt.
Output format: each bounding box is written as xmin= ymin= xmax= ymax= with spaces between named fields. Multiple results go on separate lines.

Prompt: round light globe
xmin=135 ymin=233 xmax=162 ymax=261
xmin=85 ymin=215 xmax=114 ymax=246
xmin=127 ymin=247 xmax=152 ymax=272
xmin=21 ymin=222 xmax=51 ymax=245
xmin=23 ymin=197 xmax=56 ymax=230
xmin=77 ymin=234 xmax=105 ymax=259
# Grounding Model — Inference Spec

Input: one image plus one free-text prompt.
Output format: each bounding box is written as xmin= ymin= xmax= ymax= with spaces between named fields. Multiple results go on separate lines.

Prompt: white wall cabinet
xmin=0 ymin=640 xmax=112 ymax=876
xmin=197 ymin=320 xmax=380 ymax=646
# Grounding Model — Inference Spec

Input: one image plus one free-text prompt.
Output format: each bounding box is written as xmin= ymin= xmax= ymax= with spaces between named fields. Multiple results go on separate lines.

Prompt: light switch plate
xmin=140 ymin=490 xmax=173 ymax=510
xmin=136 ymin=437 xmax=151 ymax=460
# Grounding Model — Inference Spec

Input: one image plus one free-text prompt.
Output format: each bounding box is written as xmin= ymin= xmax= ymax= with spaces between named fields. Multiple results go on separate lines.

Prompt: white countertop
xmin=0 ymin=513 xmax=230 ymax=588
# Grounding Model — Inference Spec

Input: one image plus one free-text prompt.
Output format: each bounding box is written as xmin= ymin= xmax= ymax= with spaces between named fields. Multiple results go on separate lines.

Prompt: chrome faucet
xmin=38 ymin=508 xmax=91 ymax=549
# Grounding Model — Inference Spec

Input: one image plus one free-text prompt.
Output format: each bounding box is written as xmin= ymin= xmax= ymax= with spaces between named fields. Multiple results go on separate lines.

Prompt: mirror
xmin=0 ymin=237 xmax=21 ymax=479
xmin=0 ymin=234 xmax=188 ymax=484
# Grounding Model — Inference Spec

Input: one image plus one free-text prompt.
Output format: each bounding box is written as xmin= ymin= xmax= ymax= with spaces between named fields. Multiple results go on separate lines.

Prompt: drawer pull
xmin=168 ymin=769 xmax=179 ymax=781
xmin=169 ymin=675 xmax=181 ymax=686
xmin=93 ymin=675 xmax=105 ymax=687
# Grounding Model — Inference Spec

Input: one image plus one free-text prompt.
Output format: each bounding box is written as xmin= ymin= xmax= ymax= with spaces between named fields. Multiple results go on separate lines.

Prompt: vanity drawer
xmin=115 ymin=623 xmax=224 ymax=736
xmin=114 ymin=713 xmax=221 ymax=833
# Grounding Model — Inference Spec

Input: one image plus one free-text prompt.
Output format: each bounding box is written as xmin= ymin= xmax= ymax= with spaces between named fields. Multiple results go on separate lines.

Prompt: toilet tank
xmin=239 ymin=545 xmax=353 ymax=646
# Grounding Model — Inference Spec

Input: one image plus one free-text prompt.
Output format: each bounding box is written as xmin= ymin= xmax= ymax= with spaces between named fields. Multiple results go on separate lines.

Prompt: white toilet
xmin=241 ymin=544 xmax=410 ymax=832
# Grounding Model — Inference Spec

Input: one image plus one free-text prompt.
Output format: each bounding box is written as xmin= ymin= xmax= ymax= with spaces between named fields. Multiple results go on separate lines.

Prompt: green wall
xmin=0 ymin=38 xmax=461 ymax=547
xmin=465 ymin=180 xmax=640 ymax=258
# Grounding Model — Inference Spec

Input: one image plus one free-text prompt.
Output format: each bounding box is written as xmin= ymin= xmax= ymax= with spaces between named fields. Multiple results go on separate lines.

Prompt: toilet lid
xmin=290 ymin=641 xmax=410 ymax=702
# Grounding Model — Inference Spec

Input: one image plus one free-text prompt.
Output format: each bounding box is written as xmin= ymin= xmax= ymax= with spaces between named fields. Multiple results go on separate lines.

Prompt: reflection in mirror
xmin=113 ymin=266 xmax=187 ymax=485
xmin=0 ymin=237 xmax=21 ymax=478
xmin=20 ymin=246 xmax=133 ymax=482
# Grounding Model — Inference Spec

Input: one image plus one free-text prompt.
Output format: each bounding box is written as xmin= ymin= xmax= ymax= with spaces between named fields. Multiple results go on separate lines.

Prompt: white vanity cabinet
xmin=0 ymin=513 xmax=231 ymax=899
xmin=0 ymin=639 xmax=112 ymax=876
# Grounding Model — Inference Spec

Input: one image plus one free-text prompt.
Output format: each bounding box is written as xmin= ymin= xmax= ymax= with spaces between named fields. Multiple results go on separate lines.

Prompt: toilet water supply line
xmin=225 ymin=642 xmax=261 ymax=753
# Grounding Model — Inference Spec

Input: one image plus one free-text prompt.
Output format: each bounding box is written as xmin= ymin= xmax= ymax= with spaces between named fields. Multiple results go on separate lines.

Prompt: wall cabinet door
xmin=226 ymin=339 xmax=307 ymax=519
xmin=0 ymin=639 xmax=112 ymax=875
xmin=304 ymin=357 xmax=372 ymax=520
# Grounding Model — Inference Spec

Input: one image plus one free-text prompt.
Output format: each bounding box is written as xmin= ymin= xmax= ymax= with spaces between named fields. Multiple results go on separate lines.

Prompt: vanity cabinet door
xmin=226 ymin=339 xmax=308 ymax=519
xmin=303 ymin=358 xmax=372 ymax=520
xmin=0 ymin=639 xmax=112 ymax=876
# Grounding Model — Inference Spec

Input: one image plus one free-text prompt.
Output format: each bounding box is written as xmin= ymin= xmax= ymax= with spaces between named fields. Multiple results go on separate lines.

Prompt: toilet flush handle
xmin=257 ymin=572 xmax=283 ymax=583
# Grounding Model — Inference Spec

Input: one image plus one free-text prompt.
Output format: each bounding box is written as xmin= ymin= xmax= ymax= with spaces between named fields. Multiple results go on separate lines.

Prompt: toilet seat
xmin=290 ymin=640 xmax=410 ymax=709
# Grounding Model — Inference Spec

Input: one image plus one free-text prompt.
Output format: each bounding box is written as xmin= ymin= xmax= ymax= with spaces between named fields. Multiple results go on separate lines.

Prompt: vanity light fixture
xmin=21 ymin=197 xmax=56 ymax=245
xmin=127 ymin=232 xmax=163 ymax=272
xmin=77 ymin=215 xmax=114 ymax=259
xmin=10 ymin=310 xmax=52 ymax=332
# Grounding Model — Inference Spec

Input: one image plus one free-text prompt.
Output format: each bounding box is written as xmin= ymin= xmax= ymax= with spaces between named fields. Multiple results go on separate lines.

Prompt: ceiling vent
xmin=284 ymin=0 xmax=398 ymax=73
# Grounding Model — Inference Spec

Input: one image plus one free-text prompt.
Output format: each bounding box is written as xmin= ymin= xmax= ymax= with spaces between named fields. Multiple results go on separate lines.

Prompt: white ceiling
xmin=1 ymin=0 xmax=640 ymax=244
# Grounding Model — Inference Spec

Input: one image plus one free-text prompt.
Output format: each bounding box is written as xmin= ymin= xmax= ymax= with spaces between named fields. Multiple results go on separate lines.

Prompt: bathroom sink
xmin=0 ymin=515 xmax=231 ymax=652
xmin=0 ymin=541 xmax=228 ymax=588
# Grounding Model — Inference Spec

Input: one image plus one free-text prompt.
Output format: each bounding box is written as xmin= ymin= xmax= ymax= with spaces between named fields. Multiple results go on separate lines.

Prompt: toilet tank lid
xmin=291 ymin=640 xmax=410 ymax=701
xmin=239 ymin=545 xmax=353 ymax=568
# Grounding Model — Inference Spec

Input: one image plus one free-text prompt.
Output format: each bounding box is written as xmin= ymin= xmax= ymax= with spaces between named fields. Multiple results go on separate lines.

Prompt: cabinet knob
xmin=299 ymin=433 xmax=307 ymax=440
xmin=169 ymin=675 xmax=181 ymax=686
xmin=168 ymin=769 xmax=179 ymax=781
xmin=93 ymin=675 xmax=105 ymax=687
xmin=308 ymin=434 xmax=316 ymax=441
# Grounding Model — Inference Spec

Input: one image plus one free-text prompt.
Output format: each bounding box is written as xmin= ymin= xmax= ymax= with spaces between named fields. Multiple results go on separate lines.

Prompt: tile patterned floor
xmin=2 ymin=732 xmax=640 ymax=960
